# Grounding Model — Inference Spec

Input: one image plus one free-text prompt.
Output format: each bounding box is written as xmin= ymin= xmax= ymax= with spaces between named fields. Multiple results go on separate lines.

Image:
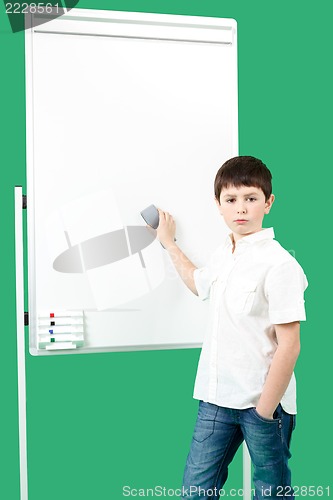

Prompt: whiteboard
xmin=25 ymin=9 xmax=238 ymax=355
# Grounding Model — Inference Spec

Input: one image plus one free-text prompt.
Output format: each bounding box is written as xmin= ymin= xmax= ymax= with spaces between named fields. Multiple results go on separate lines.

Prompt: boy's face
xmin=216 ymin=185 xmax=274 ymax=241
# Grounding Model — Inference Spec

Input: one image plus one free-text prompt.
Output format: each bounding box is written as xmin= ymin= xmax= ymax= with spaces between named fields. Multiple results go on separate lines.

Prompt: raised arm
xmin=155 ymin=209 xmax=198 ymax=295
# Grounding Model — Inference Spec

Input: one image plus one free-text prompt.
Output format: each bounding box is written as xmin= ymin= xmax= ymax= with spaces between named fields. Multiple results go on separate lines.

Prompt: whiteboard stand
xmin=243 ymin=445 xmax=251 ymax=499
xmin=15 ymin=186 xmax=29 ymax=500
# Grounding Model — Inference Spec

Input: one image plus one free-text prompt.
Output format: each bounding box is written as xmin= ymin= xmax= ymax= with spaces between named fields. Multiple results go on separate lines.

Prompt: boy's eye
xmin=225 ymin=197 xmax=257 ymax=203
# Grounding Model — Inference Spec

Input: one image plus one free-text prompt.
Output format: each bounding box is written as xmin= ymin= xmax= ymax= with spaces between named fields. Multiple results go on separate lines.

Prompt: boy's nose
xmin=237 ymin=205 xmax=246 ymax=214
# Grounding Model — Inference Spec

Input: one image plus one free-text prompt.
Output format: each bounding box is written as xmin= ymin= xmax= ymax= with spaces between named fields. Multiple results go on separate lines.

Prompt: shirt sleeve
xmin=193 ymin=246 xmax=222 ymax=301
xmin=265 ymin=258 xmax=308 ymax=324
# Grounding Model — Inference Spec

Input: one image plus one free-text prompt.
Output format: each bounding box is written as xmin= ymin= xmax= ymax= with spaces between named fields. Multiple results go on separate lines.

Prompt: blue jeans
xmin=182 ymin=401 xmax=296 ymax=500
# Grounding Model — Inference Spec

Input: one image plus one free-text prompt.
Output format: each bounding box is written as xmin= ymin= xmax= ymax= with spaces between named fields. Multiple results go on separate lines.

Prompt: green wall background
xmin=1 ymin=1 xmax=332 ymax=499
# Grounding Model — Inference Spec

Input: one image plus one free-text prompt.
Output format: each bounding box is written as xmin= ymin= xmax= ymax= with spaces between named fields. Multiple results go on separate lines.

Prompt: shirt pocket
xmin=226 ymin=279 xmax=258 ymax=314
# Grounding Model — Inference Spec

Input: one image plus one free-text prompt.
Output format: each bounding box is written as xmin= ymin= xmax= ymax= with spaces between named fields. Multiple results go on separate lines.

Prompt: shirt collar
xmin=225 ymin=227 xmax=275 ymax=248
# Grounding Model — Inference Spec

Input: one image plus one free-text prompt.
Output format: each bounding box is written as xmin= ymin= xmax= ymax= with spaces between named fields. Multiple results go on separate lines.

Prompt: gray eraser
xmin=140 ymin=204 xmax=159 ymax=229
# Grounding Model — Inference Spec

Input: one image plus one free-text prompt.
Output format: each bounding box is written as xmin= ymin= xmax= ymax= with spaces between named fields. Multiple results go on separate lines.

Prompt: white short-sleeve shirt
xmin=193 ymin=227 xmax=308 ymax=414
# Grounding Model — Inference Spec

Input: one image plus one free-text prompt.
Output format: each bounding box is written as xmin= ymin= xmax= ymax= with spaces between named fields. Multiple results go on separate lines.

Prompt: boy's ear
xmin=264 ymin=194 xmax=275 ymax=214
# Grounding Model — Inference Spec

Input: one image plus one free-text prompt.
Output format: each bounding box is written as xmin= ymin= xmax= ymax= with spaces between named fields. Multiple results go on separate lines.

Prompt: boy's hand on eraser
xmin=156 ymin=208 xmax=177 ymax=250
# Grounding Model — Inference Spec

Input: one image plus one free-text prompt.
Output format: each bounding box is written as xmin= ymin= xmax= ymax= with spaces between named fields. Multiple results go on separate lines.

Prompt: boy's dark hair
xmin=214 ymin=156 xmax=272 ymax=202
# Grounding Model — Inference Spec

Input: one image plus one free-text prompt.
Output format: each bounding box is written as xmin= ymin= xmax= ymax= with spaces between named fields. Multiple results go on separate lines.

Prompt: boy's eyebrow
xmin=222 ymin=191 xmax=260 ymax=198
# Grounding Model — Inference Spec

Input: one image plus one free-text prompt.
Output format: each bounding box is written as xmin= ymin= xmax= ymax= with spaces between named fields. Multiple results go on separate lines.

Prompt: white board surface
xmin=25 ymin=9 xmax=238 ymax=355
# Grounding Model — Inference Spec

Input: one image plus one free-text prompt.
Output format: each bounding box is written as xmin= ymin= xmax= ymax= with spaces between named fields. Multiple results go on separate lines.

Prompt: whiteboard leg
xmin=243 ymin=442 xmax=251 ymax=500
xmin=15 ymin=186 xmax=29 ymax=500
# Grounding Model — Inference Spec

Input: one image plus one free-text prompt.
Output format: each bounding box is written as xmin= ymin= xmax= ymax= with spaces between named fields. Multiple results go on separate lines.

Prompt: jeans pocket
xmin=251 ymin=404 xmax=281 ymax=424
xmin=192 ymin=401 xmax=217 ymax=443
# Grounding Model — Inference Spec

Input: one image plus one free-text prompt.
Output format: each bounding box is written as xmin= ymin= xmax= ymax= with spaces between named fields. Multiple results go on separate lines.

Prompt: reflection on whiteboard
xmin=47 ymin=189 xmax=165 ymax=310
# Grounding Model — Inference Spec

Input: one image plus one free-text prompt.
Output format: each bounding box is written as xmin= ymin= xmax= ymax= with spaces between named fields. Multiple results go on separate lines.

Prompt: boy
xmin=155 ymin=156 xmax=308 ymax=500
